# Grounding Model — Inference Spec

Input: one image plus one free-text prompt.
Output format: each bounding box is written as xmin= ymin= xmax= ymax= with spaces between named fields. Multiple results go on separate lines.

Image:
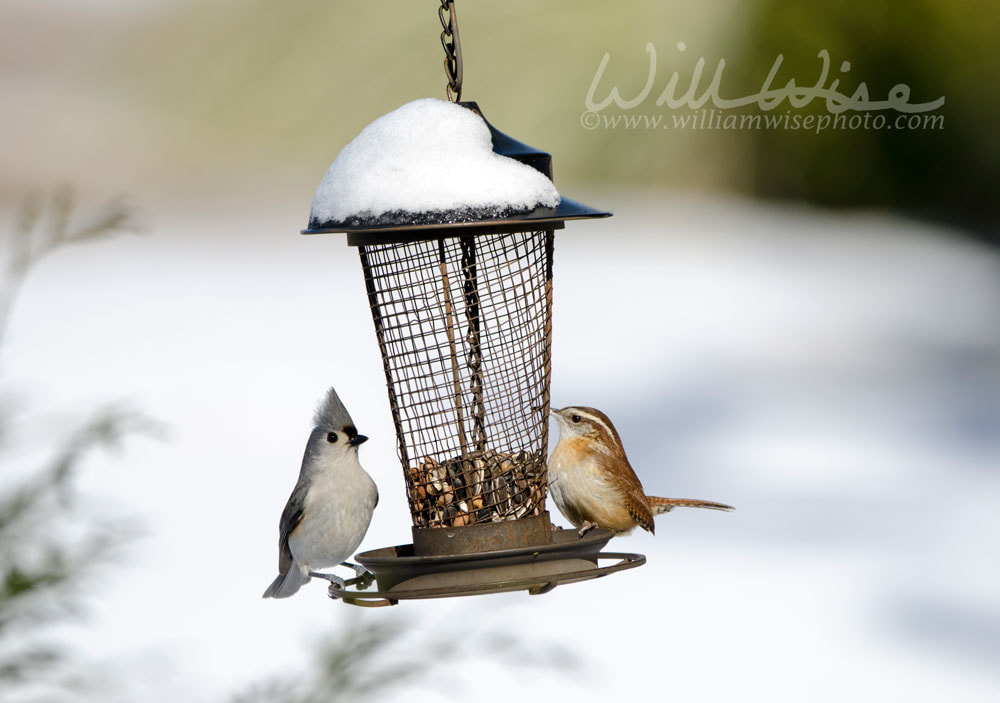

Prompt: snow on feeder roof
xmin=309 ymin=98 xmax=560 ymax=228
xmin=303 ymin=100 xmax=610 ymax=243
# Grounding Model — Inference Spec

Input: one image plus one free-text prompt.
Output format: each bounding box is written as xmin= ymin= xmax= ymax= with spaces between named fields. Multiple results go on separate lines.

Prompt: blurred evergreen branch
xmin=0 ymin=192 xmax=148 ymax=701
xmin=0 ymin=407 xmax=146 ymax=694
xmin=1 ymin=187 xmax=136 ymax=346
xmin=228 ymin=620 xmax=421 ymax=703
xmin=228 ymin=613 xmax=581 ymax=703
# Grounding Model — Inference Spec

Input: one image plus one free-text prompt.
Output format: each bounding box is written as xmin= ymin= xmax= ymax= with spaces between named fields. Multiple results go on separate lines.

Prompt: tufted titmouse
xmin=262 ymin=387 xmax=378 ymax=599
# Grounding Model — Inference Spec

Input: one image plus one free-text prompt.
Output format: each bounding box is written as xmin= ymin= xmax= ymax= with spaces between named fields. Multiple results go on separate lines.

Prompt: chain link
xmin=438 ymin=0 xmax=463 ymax=102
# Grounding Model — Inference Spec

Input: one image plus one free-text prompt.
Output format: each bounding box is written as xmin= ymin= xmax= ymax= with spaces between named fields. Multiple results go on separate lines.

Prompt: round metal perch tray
xmin=332 ymin=526 xmax=645 ymax=607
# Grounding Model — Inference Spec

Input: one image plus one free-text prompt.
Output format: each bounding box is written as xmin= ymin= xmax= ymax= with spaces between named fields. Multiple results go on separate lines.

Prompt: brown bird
xmin=549 ymin=406 xmax=732 ymax=535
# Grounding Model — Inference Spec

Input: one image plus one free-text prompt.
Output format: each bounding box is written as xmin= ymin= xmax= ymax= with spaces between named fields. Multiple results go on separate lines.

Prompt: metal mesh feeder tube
xmin=359 ymin=230 xmax=551 ymax=537
xmin=303 ymin=103 xmax=644 ymax=605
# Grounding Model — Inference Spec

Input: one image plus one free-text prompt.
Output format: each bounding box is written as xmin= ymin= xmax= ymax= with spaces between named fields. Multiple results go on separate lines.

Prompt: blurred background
xmin=1 ymin=0 xmax=998 ymax=701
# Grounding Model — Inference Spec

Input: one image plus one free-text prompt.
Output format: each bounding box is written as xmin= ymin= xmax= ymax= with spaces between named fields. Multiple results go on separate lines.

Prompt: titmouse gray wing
xmin=277 ymin=479 xmax=309 ymax=574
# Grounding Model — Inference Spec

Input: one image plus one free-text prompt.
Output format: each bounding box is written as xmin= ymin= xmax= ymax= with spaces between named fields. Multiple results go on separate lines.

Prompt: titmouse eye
xmin=571 ymin=414 xmax=581 ymax=423
xmin=326 ymin=432 xmax=338 ymax=444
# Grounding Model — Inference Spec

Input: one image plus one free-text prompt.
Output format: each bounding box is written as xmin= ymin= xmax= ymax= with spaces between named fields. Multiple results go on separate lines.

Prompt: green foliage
xmin=110 ymin=0 xmax=994 ymax=236
xmin=729 ymin=0 xmax=1000 ymax=236
xmin=111 ymin=0 xmax=746 ymax=193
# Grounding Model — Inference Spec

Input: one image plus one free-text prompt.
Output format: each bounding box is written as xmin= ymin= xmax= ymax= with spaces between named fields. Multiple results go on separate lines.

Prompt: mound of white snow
xmin=309 ymin=98 xmax=560 ymax=227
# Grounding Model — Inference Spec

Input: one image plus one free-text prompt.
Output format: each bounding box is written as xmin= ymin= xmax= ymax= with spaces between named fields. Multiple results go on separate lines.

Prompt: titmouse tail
xmin=262 ymin=565 xmax=309 ymax=599
xmin=648 ymin=496 xmax=734 ymax=515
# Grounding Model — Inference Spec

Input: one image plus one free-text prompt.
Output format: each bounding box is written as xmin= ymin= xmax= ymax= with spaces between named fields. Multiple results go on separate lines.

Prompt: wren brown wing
xmin=599 ymin=453 xmax=655 ymax=534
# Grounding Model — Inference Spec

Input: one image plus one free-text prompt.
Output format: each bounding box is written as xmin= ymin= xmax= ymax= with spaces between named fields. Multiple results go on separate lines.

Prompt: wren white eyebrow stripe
xmin=571 ymin=409 xmax=618 ymax=444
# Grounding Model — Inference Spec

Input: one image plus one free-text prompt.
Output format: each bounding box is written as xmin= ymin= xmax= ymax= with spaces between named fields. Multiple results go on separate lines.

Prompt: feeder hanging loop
xmin=439 ymin=0 xmax=463 ymax=102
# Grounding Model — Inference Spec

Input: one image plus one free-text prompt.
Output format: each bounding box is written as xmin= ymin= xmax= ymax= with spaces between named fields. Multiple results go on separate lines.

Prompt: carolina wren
xmin=549 ymin=406 xmax=732 ymax=535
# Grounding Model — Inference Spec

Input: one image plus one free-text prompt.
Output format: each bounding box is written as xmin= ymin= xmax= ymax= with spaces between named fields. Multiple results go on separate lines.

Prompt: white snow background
xmin=2 ymin=192 xmax=1000 ymax=702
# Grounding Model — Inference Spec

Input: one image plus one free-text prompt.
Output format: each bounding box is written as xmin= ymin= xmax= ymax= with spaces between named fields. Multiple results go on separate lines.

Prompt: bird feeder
xmin=301 ymin=2 xmax=644 ymax=606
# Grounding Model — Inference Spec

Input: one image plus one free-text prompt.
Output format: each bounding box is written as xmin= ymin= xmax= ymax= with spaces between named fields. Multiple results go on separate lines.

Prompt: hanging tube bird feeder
xmin=302 ymin=1 xmax=645 ymax=606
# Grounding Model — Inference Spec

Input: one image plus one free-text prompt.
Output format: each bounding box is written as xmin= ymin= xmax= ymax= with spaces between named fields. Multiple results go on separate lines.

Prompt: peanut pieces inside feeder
xmin=408 ymin=449 xmax=547 ymax=528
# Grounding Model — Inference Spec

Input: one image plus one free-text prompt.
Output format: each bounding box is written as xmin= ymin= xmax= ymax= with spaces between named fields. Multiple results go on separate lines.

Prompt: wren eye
xmin=326 ymin=432 xmax=338 ymax=444
xmin=571 ymin=414 xmax=581 ymax=423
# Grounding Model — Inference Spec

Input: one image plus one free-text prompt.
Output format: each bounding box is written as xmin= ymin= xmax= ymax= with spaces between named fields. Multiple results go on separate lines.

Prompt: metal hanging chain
xmin=439 ymin=0 xmax=463 ymax=102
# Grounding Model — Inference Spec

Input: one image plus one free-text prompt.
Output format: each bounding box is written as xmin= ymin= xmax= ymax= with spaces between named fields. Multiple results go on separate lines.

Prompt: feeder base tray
xmin=333 ymin=527 xmax=645 ymax=607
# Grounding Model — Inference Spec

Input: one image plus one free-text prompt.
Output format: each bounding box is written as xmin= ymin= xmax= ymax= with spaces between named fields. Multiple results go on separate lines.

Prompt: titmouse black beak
xmin=349 ymin=434 xmax=369 ymax=446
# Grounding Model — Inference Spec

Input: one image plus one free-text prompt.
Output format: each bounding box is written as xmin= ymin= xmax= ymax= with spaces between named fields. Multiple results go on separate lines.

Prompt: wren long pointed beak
xmin=349 ymin=434 xmax=368 ymax=446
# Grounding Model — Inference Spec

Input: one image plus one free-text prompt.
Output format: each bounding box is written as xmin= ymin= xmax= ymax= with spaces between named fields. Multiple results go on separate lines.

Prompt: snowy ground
xmin=2 ymin=192 xmax=999 ymax=702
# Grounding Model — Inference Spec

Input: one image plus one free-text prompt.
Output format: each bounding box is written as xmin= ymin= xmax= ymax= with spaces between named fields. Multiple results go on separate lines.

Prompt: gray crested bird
xmin=263 ymin=387 xmax=378 ymax=599
xmin=549 ymin=406 xmax=732 ymax=535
